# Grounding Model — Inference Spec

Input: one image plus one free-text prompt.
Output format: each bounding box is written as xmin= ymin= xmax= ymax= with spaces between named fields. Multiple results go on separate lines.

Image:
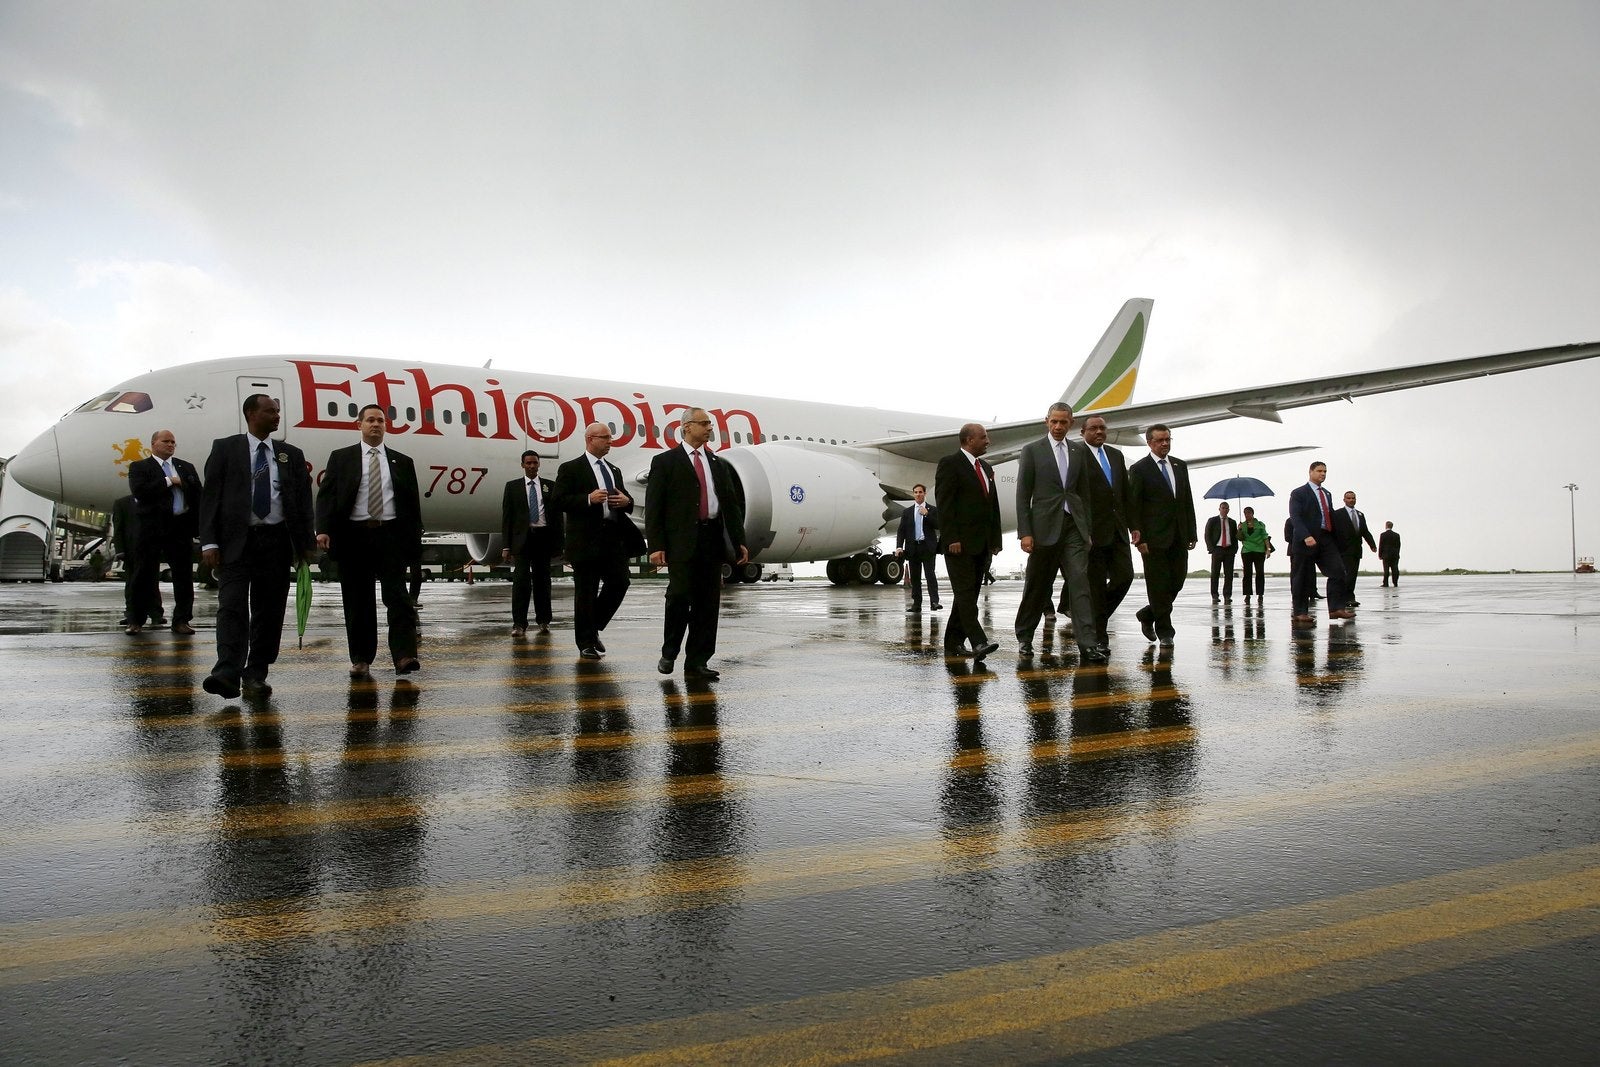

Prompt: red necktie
xmin=1317 ymin=487 xmax=1332 ymax=530
xmin=975 ymin=460 xmax=988 ymax=496
xmin=693 ymin=450 xmax=710 ymax=519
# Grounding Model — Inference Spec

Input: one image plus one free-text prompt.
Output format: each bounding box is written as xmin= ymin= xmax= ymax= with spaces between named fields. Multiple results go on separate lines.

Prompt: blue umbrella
xmin=1204 ymin=475 xmax=1274 ymax=501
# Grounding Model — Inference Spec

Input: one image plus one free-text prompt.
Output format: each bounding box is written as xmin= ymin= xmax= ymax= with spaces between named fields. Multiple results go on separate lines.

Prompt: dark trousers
xmin=1342 ymin=552 xmax=1363 ymax=596
xmin=572 ymin=534 xmax=631 ymax=649
xmin=1016 ymin=526 xmax=1095 ymax=646
xmin=662 ymin=519 xmax=726 ymax=666
xmin=1382 ymin=558 xmax=1400 ymax=585
xmin=336 ymin=524 xmax=418 ymax=667
xmin=1085 ymin=539 xmax=1134 ymax=632
xmin=1241 ymin=551 xmax=1266 ymax=596
xmin=905 ymin=550 xmax=939 ymax=607
xmin=510 ymin=532 xmax=558 ymax=627
xmin=1209 ymin=550 xmax=1237 ymax=600
xmin=1139 ymin=541 xmax=1189 ymax=640
xmin=942 ymin=550 xmax=990 ymax=653
xmin=1293 ymin=535 xmax=1348 ymax=614
xmin=212 ymin=524 xmax=293 ymax=684
xmin=130 ymin=522 xmax=195 ymax=626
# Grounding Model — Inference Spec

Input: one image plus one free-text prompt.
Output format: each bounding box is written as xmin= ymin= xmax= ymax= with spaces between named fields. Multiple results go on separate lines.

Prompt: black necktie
xmin=252 ymin=442 xmax=271 ymax=518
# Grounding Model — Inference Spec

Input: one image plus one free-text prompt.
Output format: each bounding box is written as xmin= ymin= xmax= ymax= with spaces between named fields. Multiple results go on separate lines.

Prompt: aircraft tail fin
xmin=1062 ymin=298 xmax=1153 ymax=412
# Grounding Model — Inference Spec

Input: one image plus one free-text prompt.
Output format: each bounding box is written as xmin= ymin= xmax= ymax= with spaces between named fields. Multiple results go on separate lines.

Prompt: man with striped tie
xmin=316 ymin=404 xmax=424 ymax=677
xmin=1287 ymin=459 xmax=1353 ymax=626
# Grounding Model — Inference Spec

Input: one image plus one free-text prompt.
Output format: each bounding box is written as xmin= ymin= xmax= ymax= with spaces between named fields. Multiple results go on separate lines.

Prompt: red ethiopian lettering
xmin=289 ymin=360 xmax=358 ymax=430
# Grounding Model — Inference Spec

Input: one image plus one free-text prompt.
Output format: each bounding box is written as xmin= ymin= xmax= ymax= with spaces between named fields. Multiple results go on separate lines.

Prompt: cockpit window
xmin=104 ymin=392 xmax=154 ymax=413
xmin=72 ymin=391 xmax=121 ymax=414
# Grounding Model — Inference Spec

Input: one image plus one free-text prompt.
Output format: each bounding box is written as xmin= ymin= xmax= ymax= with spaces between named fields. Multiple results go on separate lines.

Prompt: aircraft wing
xmin=1089 ymin=339 xmax=1600 ymax=446
xmin=860 ymin=339 xmax=1600 ymax=457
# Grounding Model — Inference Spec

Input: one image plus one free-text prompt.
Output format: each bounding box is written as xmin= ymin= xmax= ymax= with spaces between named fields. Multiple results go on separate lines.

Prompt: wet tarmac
xmin=3 ymin=573 xmax=1599 ymax=1064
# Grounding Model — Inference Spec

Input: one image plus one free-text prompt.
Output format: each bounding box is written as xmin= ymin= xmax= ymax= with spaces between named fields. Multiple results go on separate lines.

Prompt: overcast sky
xmin=2 ymin=1 xmax=1597 ymax=571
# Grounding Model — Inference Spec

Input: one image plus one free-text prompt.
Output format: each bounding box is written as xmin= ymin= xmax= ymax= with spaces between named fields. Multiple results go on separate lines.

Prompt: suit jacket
xmin=199 ymin=434 xmax=315 ymax=564
xmin=645 ymin=445 xmax=746 ymax=564
xmin=1379 ymin=529 xmax=1401 ymax=561
xmin=501 ymin=476 xmax=565 ymax=557
xmin=1125 ymin=453 xmax=1197 ymax=549
xmin=1015 ymin=436 xmax=1093 ymax=547
xmin=314 ymin=443 xmax=423 ymax=563
xmin=1204 ymin=515 xmax=1240 ymax=557
xmin=127 ymin=455 xmax=203 ymax=538
xmin=895 ymin=503 xmax=939 ymax=558
xmin=556 ymin=452 xmax=647 ymax=563
xmin=1081 ymin=442 xmax=1130 ymax=547
xmin=1332 ymin=506 xmax=1377 ymax=557
xmin=1289 ymin=482 xmax=1336 ymax=546
xmin=934 ymin=450 xmax=1001 ymax=556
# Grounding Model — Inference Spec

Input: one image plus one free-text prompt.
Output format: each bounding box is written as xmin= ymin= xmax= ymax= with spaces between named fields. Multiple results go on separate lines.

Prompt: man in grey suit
xmin=1014 ymin=403 xmax=1105 ymax=662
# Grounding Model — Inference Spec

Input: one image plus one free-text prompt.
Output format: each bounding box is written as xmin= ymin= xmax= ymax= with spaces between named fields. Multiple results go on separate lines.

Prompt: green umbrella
xmin=296 ymin=560 xmax=313 ymax=648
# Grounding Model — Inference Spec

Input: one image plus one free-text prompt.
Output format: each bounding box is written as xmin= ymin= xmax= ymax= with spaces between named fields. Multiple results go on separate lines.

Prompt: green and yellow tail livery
xmin=1062 ymin=298 xmax=1151 ymax=412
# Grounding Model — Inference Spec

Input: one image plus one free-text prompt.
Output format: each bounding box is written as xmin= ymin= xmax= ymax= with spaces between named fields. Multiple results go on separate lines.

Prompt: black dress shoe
xmin=593 ymin=636 xmax=606 ymax=653
xmin=1137 ymin=609 xmax=1157 ymax=643
xmin=657 ymin=657 xmax=674 ymax=675
xmin=395 ymin=658 xmax=421 ymax=674
xmin=202 ymin=674 xmax=240 ymax=699
xmin=684 ymin=664 xmax=720 ymax=680
xmin=931 ymin=603 xmax=943 ymax=610
xmin=1348 ymin=600 xmax=1361 ymax=608
xmin=241 ymin=678 xmax=272 ymax=696
xmin=1016 ymin=642 xmax=1034 ymax=656
xmin=579 ymin=646 xmax=603 ymax=660
xmin=1095 ymin=644 xmax=1111 ymax=657
xmin=972 ymin=641 xmax=999 ymax=660
xmin=1079 ymin=645 xmax=1109 ymax=664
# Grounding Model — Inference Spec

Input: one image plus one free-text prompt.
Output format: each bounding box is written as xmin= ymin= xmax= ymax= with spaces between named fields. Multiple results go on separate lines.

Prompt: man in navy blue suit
xmin=1288 ymin=460 xmax=1353 ymax=626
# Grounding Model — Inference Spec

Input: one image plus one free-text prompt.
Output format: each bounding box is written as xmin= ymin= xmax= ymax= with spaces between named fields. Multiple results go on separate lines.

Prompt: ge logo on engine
xmin=789 ymin=485 xmax=805 ymax=504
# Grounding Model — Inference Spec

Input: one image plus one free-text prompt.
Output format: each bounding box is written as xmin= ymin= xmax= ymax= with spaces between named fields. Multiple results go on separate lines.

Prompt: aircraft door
xmin=236 ymin=376 xmax=288 ymax=439
xmin=517 ymin=396 xmax=563 ymax=461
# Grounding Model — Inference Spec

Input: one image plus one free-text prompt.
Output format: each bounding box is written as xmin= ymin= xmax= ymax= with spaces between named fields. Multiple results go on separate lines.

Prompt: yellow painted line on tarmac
xmin=368 ymin=848 xmax=1600 ymax=1066
xmin=0 ymin=717 xmax=1194 ymax=849
xmin=4 ymin=731 xmax=1600 ymax=988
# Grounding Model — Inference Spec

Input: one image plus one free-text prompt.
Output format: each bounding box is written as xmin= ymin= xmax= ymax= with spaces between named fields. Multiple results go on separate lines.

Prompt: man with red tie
xmin=934 ymin=422 xmax=1002 ymax=660
xmin=646 ymin=408 xmax=747 ymax=681
xmin=1287 ymin=459 xmax=1353 ymax=625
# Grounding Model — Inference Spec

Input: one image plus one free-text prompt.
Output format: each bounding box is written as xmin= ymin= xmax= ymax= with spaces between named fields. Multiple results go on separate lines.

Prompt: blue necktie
xmin=1095 ymin=447 xmax=1112 ymax=484
xmin=252 ymin=442 xmax=271 ymax=519
xmin=527 ymin=479 xmax=540 ymax=524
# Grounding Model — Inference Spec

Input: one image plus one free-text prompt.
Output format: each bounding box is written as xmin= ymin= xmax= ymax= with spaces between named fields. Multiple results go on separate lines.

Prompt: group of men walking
xmin=127 ymin=396 xmax=746 ymax=700
xmin=921 ymin=403 xmax=1198 ymax=663
xmin=127 ymin=394 xmax=1400 ymax=697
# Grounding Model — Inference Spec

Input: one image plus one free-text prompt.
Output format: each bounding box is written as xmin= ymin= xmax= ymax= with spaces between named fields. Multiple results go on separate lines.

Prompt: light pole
xmin=1563 ymin=483 xmax=1579 ymax=573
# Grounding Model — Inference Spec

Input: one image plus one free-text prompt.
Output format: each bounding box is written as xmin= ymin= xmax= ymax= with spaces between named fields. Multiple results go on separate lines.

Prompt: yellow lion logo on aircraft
xmin=112 ymin=438 xmax=148 ymax=479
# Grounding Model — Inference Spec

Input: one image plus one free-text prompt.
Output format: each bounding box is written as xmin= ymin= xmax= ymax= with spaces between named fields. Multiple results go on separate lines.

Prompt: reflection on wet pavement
xmin=3 ymin=574 xmax=1600 ymax=1063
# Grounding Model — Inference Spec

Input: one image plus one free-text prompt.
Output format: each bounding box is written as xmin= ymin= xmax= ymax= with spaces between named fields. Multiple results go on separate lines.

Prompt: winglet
xmin=1062 ymin=298 xmax=1153 ymax=412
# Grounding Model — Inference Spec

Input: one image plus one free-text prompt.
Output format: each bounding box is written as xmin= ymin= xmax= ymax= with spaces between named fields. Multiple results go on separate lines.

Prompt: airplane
xmin=9 ymin=299 xmax=1600 ymax=585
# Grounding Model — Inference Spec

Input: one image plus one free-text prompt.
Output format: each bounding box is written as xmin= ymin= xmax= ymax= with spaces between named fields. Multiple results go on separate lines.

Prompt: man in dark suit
xmin=1014 ymin=403 xmax=1103 ymax=661
xmin=1204 ymin=501 xmax=1240 ymax=604
xmin=126 ymin=429 xmax=202 ymax=635
xmin=199 ymin=394 xmax=316 ymax=698
xmin=1288 ymin=460 xmax=1352 ymax=625
xmin=1331 ymin=490 xmax=1378 ymax=605
xmin=1080 ymin=414 xmax=1134 ymax=640
xmin=934 ymin=422 xmax=1002 ymax=660
xmin=111 ymin=493 xmax=162 ymax=629
xmin=1125 ymin=423 xmax=1197 ymax=644
xmin=556 ymin=422 xmax=646 ymax=660
xmin=1379 ymin=521 xmax=1401 ymax=587
xmin=646 ymin=407 xmax=747 ymax=680
xmin=500 ymin=450 xmax=564 ymax=636
xmin=315 ymin=404 xmax=423 ymax=677
xmin=894 ymin=483 xmax=941 ymax=612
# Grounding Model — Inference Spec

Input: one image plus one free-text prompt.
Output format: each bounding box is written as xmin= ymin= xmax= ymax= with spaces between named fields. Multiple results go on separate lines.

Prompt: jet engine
xmin=464 ymin=533 xmax=503 ymax=565
xmin=712 ymin=445 xmax=889 ymax=563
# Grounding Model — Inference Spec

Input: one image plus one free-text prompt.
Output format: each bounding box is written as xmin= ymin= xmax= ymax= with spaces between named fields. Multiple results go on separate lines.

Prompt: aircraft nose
xmin=8 ymin=427 xmax=63 ymax=500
